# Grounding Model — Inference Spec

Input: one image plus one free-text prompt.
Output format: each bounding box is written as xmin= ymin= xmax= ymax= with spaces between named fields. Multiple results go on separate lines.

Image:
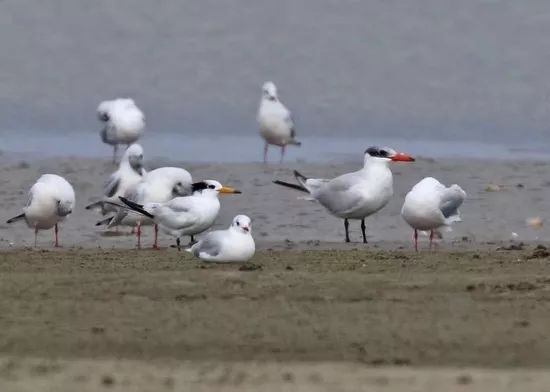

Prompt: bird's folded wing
xmin=194 ymin=233 xmax=223 ymax=257
xmin=104 ymin=174 xmax=121 ymax=198
xmin=439 ymin=186 xmax=466 ymax=218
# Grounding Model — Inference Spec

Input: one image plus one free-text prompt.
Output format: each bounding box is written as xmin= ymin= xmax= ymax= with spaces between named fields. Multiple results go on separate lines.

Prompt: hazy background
xmin=1 ymin=0 xmax=550 ymax=157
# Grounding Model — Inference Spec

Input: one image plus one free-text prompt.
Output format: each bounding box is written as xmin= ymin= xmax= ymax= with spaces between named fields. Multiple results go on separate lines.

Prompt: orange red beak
xmin=390 ymin=152 xmax=415 ymax=162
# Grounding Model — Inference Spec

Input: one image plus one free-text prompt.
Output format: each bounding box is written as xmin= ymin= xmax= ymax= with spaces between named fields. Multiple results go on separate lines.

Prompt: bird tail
xmin=6 ymin=213 xmax=25 ymax=224
xmin=85 ymin=201 xmax=104 ymax=211
xmin=293 ymin=170 xmax=309 ymax=189
xmin=289 ymin=139 xmax=301 ymax=146
xmin=96 ymin=216 xmax=114 ymax=226
xmin=273 ymin=180 xmax=308 ymax=193
xmin=118 ymin=197 xmax=154 ymax=219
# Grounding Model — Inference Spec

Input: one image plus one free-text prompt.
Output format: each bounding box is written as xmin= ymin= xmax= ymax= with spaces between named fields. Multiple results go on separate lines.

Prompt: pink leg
xmin=54 ymin=223 xmax=60 ymax=247
xmin=263 ymin=143 xmax=269 ymax=163
xmin=136 ymin=222 xmax=141 ymax=249
xmin=414 ymin=229 xmax=418 ymax=252
xmin=280 ymin=145 xmax=286 ymax=164
xmin=429 ymin=230 xmax=434 ymax=251
xmin=152 ymin=224 xmax=160 ymax=250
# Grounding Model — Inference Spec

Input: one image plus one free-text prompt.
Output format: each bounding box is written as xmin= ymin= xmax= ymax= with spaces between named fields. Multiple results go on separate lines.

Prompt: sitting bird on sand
xmin=118 ymin=180 xmax=242 ymax=250
xmin=257 ymin=81 xmax=301 ymax=163
xmin=187 ymin=215 xmax=255 ymax=262
xmin=274 ymin=146 xmax=415 ymax=243
xmin=97 ymin=98 xmax=145 ymax=163
xmin=6 ymin=174 xmax=75 ymax=247
xmin=401 ymin=177 xmax=466 ymax=251
xmin=85 ymin=143 xmax=146 ymax=216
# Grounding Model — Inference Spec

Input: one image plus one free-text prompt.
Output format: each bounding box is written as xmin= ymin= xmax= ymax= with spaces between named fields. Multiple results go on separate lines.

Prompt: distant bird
xmin=85 ymin=143 xmax=146 ymax=216
xmin=97 ymin=167 xmax=193 ymax=249
xmin=118 ymin=180 xmax=241 ymax=250
xmin=97 ymin=98 xmax=145 ymax=163
xmin=274 ymin=146 xmax=415 ymax=243
xmin=187 ymin=215 xmax=255 ymax=262
xmin=257 ymin=81 xmax=301 ymax=163
xmin=401 ymin=177 xmax=466 ymax=251
xmin=6 ymin=174 xmax=75 ymax=247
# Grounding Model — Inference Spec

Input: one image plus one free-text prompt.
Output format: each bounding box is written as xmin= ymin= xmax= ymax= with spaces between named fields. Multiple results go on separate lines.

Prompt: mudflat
xmin=1 ymin=247 xmax=550 ymax=391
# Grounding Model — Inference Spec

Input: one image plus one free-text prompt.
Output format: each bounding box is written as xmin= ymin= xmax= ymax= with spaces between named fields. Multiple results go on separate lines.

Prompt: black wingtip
xmin=273 ymin=180 xmax=308 ymax=193
xmin=6 ymin=213 xmax=25 ymax=224
xmin=118 ymin=197 xmax=154 ymax=219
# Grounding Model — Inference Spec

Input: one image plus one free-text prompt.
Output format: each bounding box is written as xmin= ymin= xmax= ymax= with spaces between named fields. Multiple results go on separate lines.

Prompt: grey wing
xmin=107 ymin=184 xmax=140 ymax=227
xmin=194 ymin=232 xmax=224 ymax=257
xmin=316 ymin=172 xmax=366 ymax=215
xmin=25 ymin=190 xmax=33 ymax=208
xmin=285 ymin=112 xmax=296 ymax=135
xmin=439 ymin=186 xmax=466 ymax=218
xmin=104 ymin=174 xmax=121 ymax=198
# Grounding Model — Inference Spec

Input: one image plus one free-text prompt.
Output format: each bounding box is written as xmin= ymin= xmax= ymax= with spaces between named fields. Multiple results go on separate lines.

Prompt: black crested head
xmin=365 ymin=146 xmax=390 ymax=158
xmin=191 ymin=181 xmax=208 ymax=193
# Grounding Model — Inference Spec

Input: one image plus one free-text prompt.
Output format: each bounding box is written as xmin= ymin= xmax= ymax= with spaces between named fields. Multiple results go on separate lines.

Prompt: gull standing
xmin=257 ymin=81 xmax=301 ymax=163
xmin=85 ymin=143 xmax=146 ymax=216
xmin=97 ymin=98 xmax=145 ymax=163
xmin=187 ymin=215 xmax=255 ymax=262
xmin=6 ymin=174 xmax=75 ymax=247
xmin=401 ymin=177 xmax=466 ymax=251
xmin=274 ymin=146 xmax=415 ymax=243
xmin=97 ymin=167 xmax=193 ymax=248
xmin=118 ymin=180 xmax=241 ymax=250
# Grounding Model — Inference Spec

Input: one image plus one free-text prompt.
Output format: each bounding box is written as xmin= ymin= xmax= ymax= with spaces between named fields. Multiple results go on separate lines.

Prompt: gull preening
xmin=118 ymin=180 xmax=242 ymax=250
xmin=401 ymin=177 xmax=466 ymax=251
xmin=187 ymin=214 xmax=255 ymax=262
xmin=98 ymin=166 xmax=193 ymax=248
xmin=257 ymin=81 xmax=301 ymax=163
xmin=6 ymin=174 xmax=75 ymax=247
xmin=97 ymin=98 xmax=145 ymax=163
xmin=85 ymin=143 xmax=146 ymax=216
xmin=274 ymin=146 xmax=415 ymax=243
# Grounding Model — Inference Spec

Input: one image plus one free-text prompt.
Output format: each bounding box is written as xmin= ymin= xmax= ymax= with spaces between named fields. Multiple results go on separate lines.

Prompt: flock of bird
xmin=5 ymin=82 xmax=466 ymax=260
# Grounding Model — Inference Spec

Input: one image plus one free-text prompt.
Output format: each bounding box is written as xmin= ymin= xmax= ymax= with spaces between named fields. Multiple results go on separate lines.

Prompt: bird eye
xmin=176 ymin=182 xmax=182 ymax=186
xmin=236 ymin=221 xmax=240 ymax=226
xmin=208 ymin=184 xmax=215 ymax=189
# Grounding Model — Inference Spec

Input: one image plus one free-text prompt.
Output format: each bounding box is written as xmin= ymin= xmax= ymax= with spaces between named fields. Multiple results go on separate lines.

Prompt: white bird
xmin=274 ymin=146 xmax=415 ymax=243
xmin=257 ymin=81 xmax=301 ymax=163
xmin=85 ymin=143 xmax=146 ymax=216
xmin=187 ymin=215 xmax=255 ymax=262
xmin=401 ymin=177 xmax=466 ymax=251
xmin=6 ymin=174 xmax=75 ymax=247
xmin=118 ymin=180 xmax=241 ymax=250
xmin=97 ymin=166 xmax=193 ymax=248
xmin=97 ymin=98 xmax=145 ymax=163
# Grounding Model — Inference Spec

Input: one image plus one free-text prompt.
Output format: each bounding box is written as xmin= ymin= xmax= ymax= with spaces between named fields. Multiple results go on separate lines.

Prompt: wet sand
xmin=2 ymin=248 xmax=550 ymax=390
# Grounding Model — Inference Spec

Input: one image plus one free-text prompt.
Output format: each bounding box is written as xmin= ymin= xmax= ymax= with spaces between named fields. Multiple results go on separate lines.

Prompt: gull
xmin=118 ymin=180 xmax=241 ymax=250
xmin=6 ymin=174 xmax=75 ymax=247
xmin=257 ymin=81 xmax=301 ymax=163
xmin=187 ymin=215 xmax=255 ymax=262
xmin=274 ymin=146 xmax=414 ymax=243
xmin=401 ymin=177 xmax=466 ymax=251
xmin=97 ymin=166 xmax=192 ymax=248
xmin=97 ymin=98 xmax=145 ymax=163
xmin=85 ymin=143 xmax=146 ymax=216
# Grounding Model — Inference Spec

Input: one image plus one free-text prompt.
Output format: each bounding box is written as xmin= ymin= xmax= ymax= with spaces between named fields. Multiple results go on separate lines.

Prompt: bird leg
xmin=152 ymin=224 xmax=160 ymax=250
xmin=280 ymin=145 xmax=286 ymax=164
xmin=136 ymin=222 xmax=141 ymax=249
xmin=414 ymin=229 xmax=418 ymax=252
xmin=112 ymin=145 xmax=118 ymax=164
xmin=176 ymin=237 xmax=181 ymax=251
xmin=360 ymin=219 xmax=367 ymax=244
xmin=54 ymin=224 xmax=60 ymax=247
xmin=429 ymin=230 xmax=434 ymax=251
xmin=188 ymin=235 xmax=196 ymax=246
xmin=34 ymin=226 xmax=38 ymax=247
xmin=263 ymin=143 xmax=269 ymax=164
xmin=344 ymin=219 xmax=350 ymax=243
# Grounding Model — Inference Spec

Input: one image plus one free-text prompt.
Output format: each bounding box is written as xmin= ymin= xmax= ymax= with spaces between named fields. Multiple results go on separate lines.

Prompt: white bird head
xmin=123 ymin=144 xmax=145 ymax=173
xmin=191 ymin=180 xmax=241 ymax=196
xmin=231 ymin=214 xmax=252 ymax=234
xmin=262 ymin=81 xmax=278 ymax=101
xmin=364 ymin=146 xmax=415 ymax=165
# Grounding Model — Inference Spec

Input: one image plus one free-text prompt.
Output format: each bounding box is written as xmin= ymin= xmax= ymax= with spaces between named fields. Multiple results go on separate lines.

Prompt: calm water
xmin=1 ymin=0 xmax=550 ymax=156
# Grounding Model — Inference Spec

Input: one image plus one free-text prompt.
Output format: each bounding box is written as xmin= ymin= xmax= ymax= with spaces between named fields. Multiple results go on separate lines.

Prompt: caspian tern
xmin=257 ymin=81 xmax=301 ymax=163
xmin=274 ymin=146 xmax=415 ymax=243
xmin=187 ymin=215 xmax=255 ymax=262
xmin=401 ymin=177 xmax=466 ymax=251
xmin=6 ymin=174 xmax=75 ymax=247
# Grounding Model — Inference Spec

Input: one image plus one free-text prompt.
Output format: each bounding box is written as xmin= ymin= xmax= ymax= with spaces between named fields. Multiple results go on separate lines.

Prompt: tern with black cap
xmin=274 ymin=146 xmax=415 ymax=243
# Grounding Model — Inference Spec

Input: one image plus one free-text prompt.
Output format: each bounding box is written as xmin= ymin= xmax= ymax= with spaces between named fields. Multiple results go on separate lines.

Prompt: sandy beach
xmin=1 ymin=156 xmax=550 ymax=390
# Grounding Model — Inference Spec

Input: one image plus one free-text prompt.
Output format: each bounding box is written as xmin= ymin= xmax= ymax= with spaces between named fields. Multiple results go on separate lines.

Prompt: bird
xmin=401 ymin=177 xmax=466 ymax=251
xmin=6 ymin=174 xmax=75 ymax=247
xmin=97 ymin=98 xmax=145 ymax=163
xmin=85 ymin=143 xmax=146 ymax=217
xmin=97 ymin=166 xmax=193 ymax=249
xmin=118 ymin=180 xmax=241 ymax=250
xmin=257 ymin=81 xmax=301 ymax=163
xmin=274 ymin=146 xmax=415 ymax=243
xmin=187 ymin=215 xmax=255 ymax=262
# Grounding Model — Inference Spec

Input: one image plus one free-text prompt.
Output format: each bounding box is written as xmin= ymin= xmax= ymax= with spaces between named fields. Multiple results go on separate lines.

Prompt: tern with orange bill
xmin=118 ymin=180 xmax=241 ymax=249
xmin=274 ymin=146 xmax=415 ymax=243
